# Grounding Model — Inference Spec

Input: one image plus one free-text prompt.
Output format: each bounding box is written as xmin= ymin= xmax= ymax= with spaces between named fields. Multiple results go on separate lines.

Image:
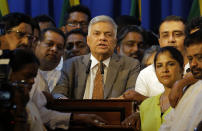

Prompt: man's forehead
xmin=91 ymin=22 xmax=114 ymax=30
xmin=186 ymin=43 xmax=202 ymax=54
xmin=68 ymin=12 xmax=88 ymax=21
xmin=67 ymin=33 xmax=85 ymax=39
xmin=11 ymin=22 xmax=32 ymax=33
xmin=159 ymin=21 xmax=185 ymax=32
xmin=44 ymin=31 xmax=64 ymax=43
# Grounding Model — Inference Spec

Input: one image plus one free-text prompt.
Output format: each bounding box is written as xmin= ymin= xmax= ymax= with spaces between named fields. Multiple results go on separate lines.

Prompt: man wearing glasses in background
xmin=64 ymin=28 xmax=89 ymax=59
xmin=0 ymin=13 xmax=34 ymax=50
xmin=62 ymin=5 xmax=91 ymax=34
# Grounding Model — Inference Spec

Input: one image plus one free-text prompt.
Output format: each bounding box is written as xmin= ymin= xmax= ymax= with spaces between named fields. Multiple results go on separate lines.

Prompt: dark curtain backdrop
xmin=7 ymin=0 xmax=193 ymax=32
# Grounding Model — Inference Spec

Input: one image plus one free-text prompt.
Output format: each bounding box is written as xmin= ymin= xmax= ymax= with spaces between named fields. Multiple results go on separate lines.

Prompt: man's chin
xmin=130 ymin=55 xmax=139 ymax=60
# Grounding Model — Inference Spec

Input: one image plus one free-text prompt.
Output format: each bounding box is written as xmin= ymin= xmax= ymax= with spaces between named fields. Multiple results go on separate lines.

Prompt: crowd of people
xmin=0 ymin=4 xmax=201 ymax=131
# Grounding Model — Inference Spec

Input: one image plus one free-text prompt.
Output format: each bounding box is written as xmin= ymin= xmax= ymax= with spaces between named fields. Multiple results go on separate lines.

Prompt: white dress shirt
xmin=29 ymin=57 xmax=71 ymax=130
xmin=38 ymin=57 xmax=63 ymax=92
xmin=26 ymin=100 xmax=46 ymax=131
xmin=135 ymin=63 xmax=190 ymax=97
xmin=83 ymin=54 xmax=110 ymax=99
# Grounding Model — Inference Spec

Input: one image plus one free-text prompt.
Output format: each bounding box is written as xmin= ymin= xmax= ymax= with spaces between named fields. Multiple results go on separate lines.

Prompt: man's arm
xmin=33 ymin=90 xmax=71 ymax=130
xmin=52 ymin=59 xmax=74 ymax=99
xmin=169 ymin=72 xmax=198 ymax=108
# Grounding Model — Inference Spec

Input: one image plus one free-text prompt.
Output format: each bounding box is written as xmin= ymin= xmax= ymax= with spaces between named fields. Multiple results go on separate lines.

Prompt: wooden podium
xmin=47 ymin=99 xmax=137 ymax=131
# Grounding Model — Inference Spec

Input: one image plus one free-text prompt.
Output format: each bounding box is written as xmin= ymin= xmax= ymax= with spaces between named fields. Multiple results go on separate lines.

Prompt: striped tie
xmin=92 ymin=63 xmax=104 ymax=99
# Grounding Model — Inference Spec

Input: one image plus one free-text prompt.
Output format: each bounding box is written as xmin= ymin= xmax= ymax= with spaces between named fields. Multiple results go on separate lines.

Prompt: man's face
xmin=65 ymin=12 xmax=89 ymax=33
xmin=186 ymin=43 xmax=202 ymax=79
xmin=87 ymin=22 xmax=116 ymax=60
xmin=5 ymin=22 xmax=33 ymax=50
xmin=118 ymin=32 xmax=144 ymax=61
xmin=65 ymin=33 xmax=89 ymax=58
xmin=35 ymin=31 xmax=64 ymax=70
xmin=39 ymin=21 xmax=55 ymax=31
xmin=159 ymin=21 xmax=185 ymax=54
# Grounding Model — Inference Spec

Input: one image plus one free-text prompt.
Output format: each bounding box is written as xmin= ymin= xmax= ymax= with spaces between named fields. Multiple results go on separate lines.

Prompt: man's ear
xmin=87 ymin=35 xmax=90 ymax=47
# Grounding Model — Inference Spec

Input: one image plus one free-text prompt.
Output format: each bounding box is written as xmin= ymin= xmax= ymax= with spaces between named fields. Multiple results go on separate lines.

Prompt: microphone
xmin=100 ymin=62 xmax=104 ymax=75
xmin=86 ymin=60 xmax=92 ymax=74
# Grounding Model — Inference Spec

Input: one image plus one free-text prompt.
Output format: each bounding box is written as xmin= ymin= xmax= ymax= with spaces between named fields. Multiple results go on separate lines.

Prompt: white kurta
xmin=159 ymin=80 xmax=202 ymax=131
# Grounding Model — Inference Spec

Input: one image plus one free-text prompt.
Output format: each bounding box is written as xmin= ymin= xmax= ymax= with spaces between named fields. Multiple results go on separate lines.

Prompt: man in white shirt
xmin=160 ymin=28 xmax=202 ymax=131
xmin=122 ymin=15 xmax=188 ymax=101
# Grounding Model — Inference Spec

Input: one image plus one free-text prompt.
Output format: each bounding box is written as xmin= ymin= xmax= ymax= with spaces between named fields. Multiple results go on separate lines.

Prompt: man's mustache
xmin=191 ymin=67 xmax=202 ymax=73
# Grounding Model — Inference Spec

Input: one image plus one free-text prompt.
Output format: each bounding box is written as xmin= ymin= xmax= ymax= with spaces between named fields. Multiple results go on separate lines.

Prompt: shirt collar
xmin=55 ymin=57 xmax=63 ymax=71
xmin=90 ymin=54 xmax=111 ymax=69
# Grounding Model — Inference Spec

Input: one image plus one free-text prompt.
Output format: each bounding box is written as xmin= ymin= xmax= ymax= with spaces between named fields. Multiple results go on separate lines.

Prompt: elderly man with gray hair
xmin=53 ymin=15 xmax=140 ymax=99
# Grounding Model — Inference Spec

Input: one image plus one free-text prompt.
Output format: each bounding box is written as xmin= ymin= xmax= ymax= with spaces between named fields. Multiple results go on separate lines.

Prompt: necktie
xmin=92 ymin=63 xmax=104 ymax=99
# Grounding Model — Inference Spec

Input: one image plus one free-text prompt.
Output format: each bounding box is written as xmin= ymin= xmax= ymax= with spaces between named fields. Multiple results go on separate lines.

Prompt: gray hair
xmin=141 ymin=45 xmax=160 ymax=67
xmin=88 ymin=15 xmax=117 ymax=38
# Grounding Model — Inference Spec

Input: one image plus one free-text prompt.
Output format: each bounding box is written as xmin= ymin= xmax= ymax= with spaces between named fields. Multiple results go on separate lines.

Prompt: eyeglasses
xmin=7 ymin=30 xmax=34 ymax=41
xmin=66 ymin=21 xmax=88 ymax=28
xmin=66 ymin=41 xmax=87 ymax=50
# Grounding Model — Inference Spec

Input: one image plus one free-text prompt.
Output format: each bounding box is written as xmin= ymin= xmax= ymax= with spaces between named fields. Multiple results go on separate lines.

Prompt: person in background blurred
xmin=64 ymin=28 xmax=89 ymax=59
xmin=9 ymin=49 xmax=44 ymax=131
xmin=34 ymin=14 xmax=56 ymax=31
xmin=141 ymin=45 xmax=160 ymax=68
xmin=62 ymin=5 xmax=91 ymax=34
xmin=0 ymin=13 xmax=34 ymax=50
xmin=117 ymin=25 xmax=145 ymax=63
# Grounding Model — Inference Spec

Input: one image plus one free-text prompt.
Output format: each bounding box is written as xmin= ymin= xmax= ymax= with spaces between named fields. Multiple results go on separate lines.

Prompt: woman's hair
xmin=9 ymin=49 xmax=40 ymax=72
xmin=154 ymin=46 xmax=184 ymax=70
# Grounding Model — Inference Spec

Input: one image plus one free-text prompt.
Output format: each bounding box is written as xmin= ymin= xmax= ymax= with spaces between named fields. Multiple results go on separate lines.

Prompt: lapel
xmin=77 ymin=54 xmax=90 ymax=98
xmin=104 ymin=53 xmax=121 ymax=98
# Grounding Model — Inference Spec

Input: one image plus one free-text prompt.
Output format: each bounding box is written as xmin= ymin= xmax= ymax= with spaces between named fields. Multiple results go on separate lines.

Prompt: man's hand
xmin=123 ymin=90 xmax=147 ymax=103
xmin=169 ymin=72 xmax=198 ymax=108
xmin=121 ymin=112 xmax=140 ymax=130
xmin=72 ymin=114 xmax=108 ymax=127
xmin=43 ymin=91 xmax=54 ymax=103
xmin=109 ymin=95 xmax=125 ymax=99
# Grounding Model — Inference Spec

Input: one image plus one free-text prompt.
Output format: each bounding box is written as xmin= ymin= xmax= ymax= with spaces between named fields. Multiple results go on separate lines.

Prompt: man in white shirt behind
xmin=122 ymin=15 xmax=189 ymax=101
xmin=159 ymin=27 xmax=202 ymax=131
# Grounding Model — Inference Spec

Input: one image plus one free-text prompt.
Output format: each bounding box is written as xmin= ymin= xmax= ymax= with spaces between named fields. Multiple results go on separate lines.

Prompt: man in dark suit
xmin=53 ymin=15 xmax=140 ymax=99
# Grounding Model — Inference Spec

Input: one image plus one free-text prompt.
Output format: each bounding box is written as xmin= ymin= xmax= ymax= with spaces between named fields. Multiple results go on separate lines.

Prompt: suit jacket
xmin=52 ymin=53 xmax=140 ymax=99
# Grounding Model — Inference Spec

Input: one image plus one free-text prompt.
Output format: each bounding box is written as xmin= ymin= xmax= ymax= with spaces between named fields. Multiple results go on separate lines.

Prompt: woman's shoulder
xmin=140 ymin=94 xmax=162 ymax=110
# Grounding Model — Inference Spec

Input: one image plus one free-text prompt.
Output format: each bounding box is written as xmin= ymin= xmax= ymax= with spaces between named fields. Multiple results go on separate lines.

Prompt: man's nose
xmin=50 ymin=45 xmax=58 ymax=52
xmin=99 ymin=33 xmax=107 ymax=41
xmin=190 ymin=58 xmax=198 ymax=68
xmin=168 ymin=35 xmax=175 ymax=43
xmin=20 ymin=37 xmax=30 ymax=47
xmin=131 ymin=44 xmax=138 ymax=53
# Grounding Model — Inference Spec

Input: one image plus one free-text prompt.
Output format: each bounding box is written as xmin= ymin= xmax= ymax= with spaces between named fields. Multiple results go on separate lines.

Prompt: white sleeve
xmin=135 ymin=69 xmax=149 ymax=96
xmin=32 ymin=90 xmax=71 ymax=130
